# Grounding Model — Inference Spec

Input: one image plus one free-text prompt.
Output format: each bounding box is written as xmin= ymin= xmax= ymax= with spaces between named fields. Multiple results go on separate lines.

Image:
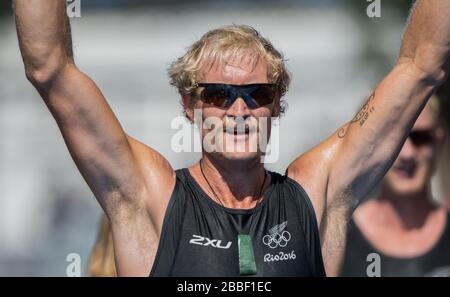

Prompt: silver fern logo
xmin=262 ymin=221 xmax=291 ymax=249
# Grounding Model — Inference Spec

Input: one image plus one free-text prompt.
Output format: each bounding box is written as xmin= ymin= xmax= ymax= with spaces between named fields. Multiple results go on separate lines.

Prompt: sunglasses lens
xmin=199 ymin=84 xmax=276 ymax=108
xmin=248 ymin=86 xmax=276 ymax=107
xmin=201 ymin=86 xmax=229 ymax=108
xmin=409 ymin=130 xmax=434 ymax=147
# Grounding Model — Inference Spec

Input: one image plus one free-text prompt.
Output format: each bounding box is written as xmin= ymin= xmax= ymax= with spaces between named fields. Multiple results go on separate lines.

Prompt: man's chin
xmin=219 ymin=151 xmax=261 ymax=162
xmin=384 ymin=180 xmax=426 ymax=197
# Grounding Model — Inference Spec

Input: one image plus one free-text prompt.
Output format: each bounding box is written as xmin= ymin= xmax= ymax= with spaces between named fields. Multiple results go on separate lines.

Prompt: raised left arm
xmin=287 ymin=0 xmax=450 ymax=276
xmin=328 ymin=0 xmax=450 ymax=206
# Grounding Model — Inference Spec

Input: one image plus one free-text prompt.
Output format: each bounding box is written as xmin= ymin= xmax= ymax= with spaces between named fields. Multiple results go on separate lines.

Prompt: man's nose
xmin=399 ymin=137 xmax=417 ymax=160
xmin=226 ymin=96 xmax=251 ymax=119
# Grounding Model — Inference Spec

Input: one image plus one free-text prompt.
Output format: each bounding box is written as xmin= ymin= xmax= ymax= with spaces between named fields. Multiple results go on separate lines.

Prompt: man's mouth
xmin=393 ymin=162 xmax=417 ymax=178
xmin=222 ymin=116 xmax=259 ymax=137
xmin=223 ymin=125 xmax=256 ymax=136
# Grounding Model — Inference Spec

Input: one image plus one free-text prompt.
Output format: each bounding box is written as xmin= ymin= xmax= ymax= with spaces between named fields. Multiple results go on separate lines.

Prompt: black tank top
xmin=150 ymin=168 xmax=325 ymax=277
xmin=341 ymin=214 xmax=450 ymax=277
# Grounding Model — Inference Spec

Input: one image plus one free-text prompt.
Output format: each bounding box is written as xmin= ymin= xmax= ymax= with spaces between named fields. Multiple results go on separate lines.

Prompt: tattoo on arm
xmin=337 ymin=92 xmax=376 ymax=138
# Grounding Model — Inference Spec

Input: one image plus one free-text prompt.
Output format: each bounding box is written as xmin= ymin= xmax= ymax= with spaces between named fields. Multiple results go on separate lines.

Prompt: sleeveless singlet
xmin=150 ymin=168 xmax=326 ymax=277
xmin=341 ymin=214 xmax=450 ymax=277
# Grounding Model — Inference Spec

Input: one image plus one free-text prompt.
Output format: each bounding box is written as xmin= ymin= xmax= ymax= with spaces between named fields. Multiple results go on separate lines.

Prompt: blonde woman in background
xmin=88 ymin=215 xmax=117 ymax=277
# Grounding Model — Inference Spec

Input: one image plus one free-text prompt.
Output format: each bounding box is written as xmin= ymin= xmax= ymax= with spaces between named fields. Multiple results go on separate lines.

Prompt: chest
xmin=170 ymin=203 xmax=313 ymax=276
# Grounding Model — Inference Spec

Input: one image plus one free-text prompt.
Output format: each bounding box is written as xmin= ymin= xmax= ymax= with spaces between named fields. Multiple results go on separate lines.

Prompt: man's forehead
xmin=201 ymin=58 xmax=269 ymax=84
xmin=413 ymin=106 xmax=436 ymax=129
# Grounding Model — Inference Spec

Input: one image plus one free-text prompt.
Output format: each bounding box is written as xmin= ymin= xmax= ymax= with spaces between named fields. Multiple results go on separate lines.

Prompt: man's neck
xmin=377 ymin=185 xmax=437 ymax=230
xmin=354 ymin=185 xmax=447 ymax=258
xmin=192 ymin=155 xmax=268 ymax=209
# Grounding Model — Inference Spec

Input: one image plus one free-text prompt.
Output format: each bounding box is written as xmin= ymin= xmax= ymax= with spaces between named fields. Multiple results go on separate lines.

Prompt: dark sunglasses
xmin=408 ymin=129 xmax=435 ymax=147
xmin=196 ymin=83 xmax=277 ymax=109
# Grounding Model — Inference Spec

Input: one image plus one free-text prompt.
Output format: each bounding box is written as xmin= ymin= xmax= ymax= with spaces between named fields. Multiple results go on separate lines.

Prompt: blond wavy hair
xmin=88 ymin=215 xmax=117 ymax=277
xmin=168 ymin=25 xmax=291 ymax=114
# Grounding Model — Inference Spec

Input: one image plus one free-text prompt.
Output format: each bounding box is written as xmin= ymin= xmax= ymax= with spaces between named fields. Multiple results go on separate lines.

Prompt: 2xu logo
xmin=189 ymin=234 xmax=232 ymax=249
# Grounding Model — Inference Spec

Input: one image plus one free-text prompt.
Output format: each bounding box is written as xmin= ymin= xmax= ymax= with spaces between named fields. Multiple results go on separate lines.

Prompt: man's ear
xmin=182 ymin=93 xmax=194 ymax=122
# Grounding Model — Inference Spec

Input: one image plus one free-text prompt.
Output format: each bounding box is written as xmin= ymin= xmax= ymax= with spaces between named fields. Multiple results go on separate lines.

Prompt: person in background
xmin=436 ymin=85 xmax=450 ymax=212
xmin=341 ymin=96 xmax=450 ymax=277
xmin=88 ymin=215 xmax=117 ymax=277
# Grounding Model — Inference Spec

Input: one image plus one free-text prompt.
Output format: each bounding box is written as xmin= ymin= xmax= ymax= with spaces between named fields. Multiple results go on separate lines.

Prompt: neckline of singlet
xmin=352 ymin=212 xmax=450 ymax=262
xmin=182 ymin=168 xmax=278 ymax=215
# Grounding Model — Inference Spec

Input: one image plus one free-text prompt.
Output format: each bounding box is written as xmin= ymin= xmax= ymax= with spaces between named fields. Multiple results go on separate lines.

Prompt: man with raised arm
xmin=341 ymin=96 xmax=450 ymax=277
xmin=14 ymin=0 xmax=450 ymax=276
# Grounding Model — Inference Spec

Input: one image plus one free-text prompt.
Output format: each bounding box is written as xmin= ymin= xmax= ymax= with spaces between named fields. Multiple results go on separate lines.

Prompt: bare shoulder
xmin=126 ymin=135 xmax=177 ymax=227
xmin=109 ymin=136 xmax=176 ymax=276
xmin=287 ymin=136 xmax=341 ymax=227
xmin=126 ymin=135 xmax=176 ymax=232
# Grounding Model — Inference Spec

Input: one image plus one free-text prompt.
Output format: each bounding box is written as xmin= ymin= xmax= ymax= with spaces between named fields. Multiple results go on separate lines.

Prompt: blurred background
xmin=0 ymin=0 xmax=448 ymax=276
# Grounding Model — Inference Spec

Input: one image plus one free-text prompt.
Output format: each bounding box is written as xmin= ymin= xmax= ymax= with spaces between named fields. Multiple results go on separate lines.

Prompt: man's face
xmin=383 ymin=106 xmax=444 ymax=196
xmin=185 ymin=57 xmax=279 ymax=162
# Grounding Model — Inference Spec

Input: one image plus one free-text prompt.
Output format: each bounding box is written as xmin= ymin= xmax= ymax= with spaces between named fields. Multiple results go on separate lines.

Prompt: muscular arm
xmin=14 ymin=1 xmax=175 ymax=275
xmin=288 ymin=0 xmax=450 ymax=276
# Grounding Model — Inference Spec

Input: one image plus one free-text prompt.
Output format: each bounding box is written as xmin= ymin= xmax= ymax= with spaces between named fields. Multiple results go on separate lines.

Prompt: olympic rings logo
xmin=262 ymin=230 xmax=291 ymax=249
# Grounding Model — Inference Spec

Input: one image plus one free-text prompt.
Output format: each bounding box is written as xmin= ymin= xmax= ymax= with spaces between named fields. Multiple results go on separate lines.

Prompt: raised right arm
xmin=14 ymin=0 xmax=175 ymax=234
